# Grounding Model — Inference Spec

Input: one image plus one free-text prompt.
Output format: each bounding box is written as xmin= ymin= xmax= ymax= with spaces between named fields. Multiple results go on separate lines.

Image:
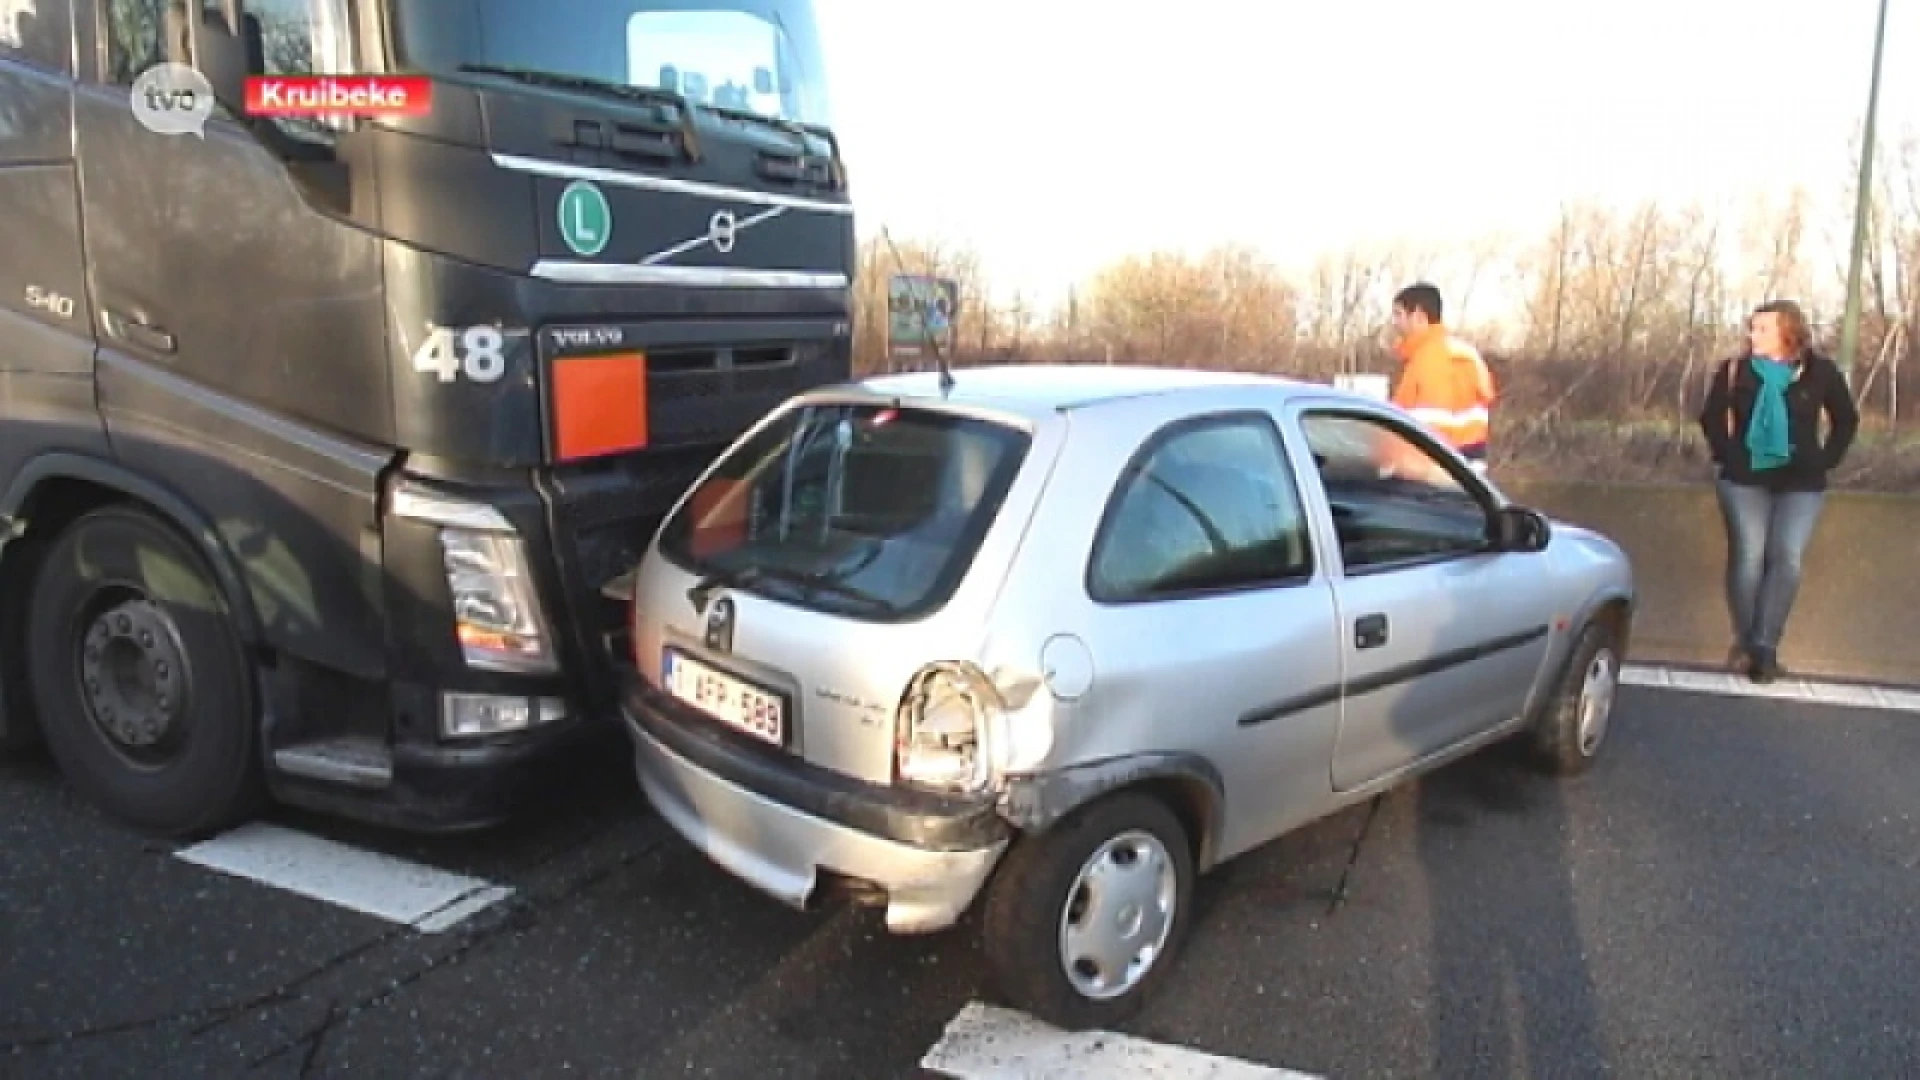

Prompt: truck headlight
xmin=392 ymin=482 xmax=557 ymax=674
xmin=894 ymin=662 xmax=1005 ymax=794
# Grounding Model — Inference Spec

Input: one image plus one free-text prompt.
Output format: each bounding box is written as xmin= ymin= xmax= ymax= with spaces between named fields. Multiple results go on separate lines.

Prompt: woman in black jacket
xmin=1697 ymin=300 xmax=1860 ymax=683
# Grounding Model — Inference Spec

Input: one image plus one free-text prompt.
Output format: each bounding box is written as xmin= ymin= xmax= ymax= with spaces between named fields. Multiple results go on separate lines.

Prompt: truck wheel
xmin=27 ymin=505 xmax=263 ymax=838
xmin=1526 ymin=619 xmax=1620 ymax=777
xmin=979 ymin=792 xmax=1194 ymax=1031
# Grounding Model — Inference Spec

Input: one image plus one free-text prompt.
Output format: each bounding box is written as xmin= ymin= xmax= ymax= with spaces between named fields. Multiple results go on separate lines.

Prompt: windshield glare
xmin=391 ymin=0 xmax=833 ymax=128
xmin=656 ymin=403 xmax=1032 ymax=621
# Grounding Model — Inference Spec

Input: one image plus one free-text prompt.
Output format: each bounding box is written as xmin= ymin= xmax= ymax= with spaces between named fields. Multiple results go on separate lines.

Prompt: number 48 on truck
xmin=0 ymin=0 xmax=854 ymax=836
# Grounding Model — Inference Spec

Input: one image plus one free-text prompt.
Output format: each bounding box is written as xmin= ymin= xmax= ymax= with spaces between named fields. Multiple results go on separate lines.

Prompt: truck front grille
xmin=545 ymin=447 xmax=718 ymax=691
xmin=643 ymin=341 xmax=843 ymax=447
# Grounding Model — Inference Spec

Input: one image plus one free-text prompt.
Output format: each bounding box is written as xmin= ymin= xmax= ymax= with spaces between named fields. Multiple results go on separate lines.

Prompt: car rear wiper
xmin=455 ymin=64 xmax=702 ymax=160
xmin=687 ymin=564 xmax=899 ymax=617
xmin=778 ymin=568 xmax=900 ymax=617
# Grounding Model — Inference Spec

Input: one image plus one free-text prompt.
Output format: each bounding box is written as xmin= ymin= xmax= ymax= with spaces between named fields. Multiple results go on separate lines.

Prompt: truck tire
xmin=979 ymin=791 xmax=1195 ymax=1031
xmin=1525 ymin=618 xmax=1620 ymax=777
xmin=27 ymin=505 xmax=263 ymax=838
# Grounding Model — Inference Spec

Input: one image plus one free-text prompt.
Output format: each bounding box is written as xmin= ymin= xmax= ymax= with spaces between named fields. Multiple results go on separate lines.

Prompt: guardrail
xmin=1498 ymin=478 xmax=1920 ymax=688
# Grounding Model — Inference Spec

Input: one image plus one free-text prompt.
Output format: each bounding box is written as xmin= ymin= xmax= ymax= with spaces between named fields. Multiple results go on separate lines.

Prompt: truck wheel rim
xmin=78 ymin=595 xmax=190 ymax=767
xmin=1577 ymin=647 xmax=1616 ymax=756
xmin=1057 ymin=829 xmax=1177 ymax=1001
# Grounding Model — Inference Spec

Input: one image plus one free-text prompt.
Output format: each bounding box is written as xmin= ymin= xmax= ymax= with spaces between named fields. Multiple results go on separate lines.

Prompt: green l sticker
xmin=557 ymin=180 xmax=611 ymax=256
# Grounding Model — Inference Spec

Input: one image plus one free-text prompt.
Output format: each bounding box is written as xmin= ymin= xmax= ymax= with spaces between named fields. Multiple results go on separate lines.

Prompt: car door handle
xmin=1355 ymin=613 xmax=1389 ymax=650
xmin=101 ymin=309 xmax=176 ymax=354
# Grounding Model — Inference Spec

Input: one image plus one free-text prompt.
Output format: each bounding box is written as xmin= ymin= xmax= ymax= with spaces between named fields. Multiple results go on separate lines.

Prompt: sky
xmin=813 ymin=0 xmax=1920 ymax=314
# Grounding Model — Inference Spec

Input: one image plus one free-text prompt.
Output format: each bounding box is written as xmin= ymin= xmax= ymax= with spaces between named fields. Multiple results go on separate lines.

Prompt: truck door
xmin=70 ymin=0 xmax=394 ymax=685
xmin=0 ymin=0 xmax=109 ymax=489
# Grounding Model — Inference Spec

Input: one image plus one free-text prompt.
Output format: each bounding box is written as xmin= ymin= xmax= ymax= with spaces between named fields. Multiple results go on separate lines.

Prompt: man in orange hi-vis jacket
xmin=1387 ymin=282 xmax=1496 ymax=474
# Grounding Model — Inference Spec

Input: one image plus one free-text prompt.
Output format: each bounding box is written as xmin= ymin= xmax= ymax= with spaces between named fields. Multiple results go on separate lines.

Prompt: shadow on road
xmin=1386 ymin=553 xmax=1609 ymax=1080
xmin=1414 ymin=740 xmax=1608 ymax=1079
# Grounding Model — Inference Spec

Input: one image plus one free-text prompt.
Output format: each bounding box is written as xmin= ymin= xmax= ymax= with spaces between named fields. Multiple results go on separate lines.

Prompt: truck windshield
xmin=390 ymin=0 xmax=832 ymax=128
xmin=656 ymin=403 xmax=1032 ymax=621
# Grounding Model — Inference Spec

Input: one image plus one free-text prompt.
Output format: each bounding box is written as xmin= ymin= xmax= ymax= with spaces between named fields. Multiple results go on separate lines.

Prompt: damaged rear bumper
xmin=617 ymin=666 xmax=1010 ymax=933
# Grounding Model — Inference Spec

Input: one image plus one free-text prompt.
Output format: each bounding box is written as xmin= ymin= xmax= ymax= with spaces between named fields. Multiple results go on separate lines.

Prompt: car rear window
xmin=656 ymin=401 xmax=1032 ymax=621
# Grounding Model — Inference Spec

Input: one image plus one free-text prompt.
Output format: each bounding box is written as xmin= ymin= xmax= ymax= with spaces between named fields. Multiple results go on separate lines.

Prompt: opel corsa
xmin=616 ymin=365 xmax=1636 ymax=1028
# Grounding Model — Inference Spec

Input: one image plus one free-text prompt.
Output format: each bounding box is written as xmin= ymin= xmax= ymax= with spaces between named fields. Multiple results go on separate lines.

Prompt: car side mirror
xmin=1490 ymin=506 xmax=1551 ymax=553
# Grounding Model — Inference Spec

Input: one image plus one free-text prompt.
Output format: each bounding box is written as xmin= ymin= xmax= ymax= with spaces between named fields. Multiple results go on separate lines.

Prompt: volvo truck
xmin=0 ymin=0 xmax=853 ymax=836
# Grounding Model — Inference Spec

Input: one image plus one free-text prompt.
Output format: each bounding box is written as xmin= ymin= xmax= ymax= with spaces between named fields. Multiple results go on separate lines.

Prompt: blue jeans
xmin=1714 ymin=478 xmax=1826 ymax=654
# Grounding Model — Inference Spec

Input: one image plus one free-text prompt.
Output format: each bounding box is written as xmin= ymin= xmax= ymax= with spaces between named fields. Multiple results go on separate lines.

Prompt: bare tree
xmin=851 ymin=126 xmax=1919 ymax=488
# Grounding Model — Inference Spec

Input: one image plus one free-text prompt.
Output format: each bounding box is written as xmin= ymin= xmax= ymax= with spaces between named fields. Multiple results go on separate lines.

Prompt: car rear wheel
xmin=979 ymin=791 xmax=1194 ymax=1030
xmin=1526 ymin=618 xmax=1619 ymax=776
xmin=27 ymin=505 xmax=264 ymax=837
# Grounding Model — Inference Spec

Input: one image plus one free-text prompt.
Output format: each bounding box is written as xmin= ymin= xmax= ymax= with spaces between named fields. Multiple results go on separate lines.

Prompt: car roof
xmin=818 ymin=364 xmax=1346 ymax=423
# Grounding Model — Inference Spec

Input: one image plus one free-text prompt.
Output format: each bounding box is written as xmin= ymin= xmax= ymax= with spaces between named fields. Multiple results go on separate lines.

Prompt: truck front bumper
xmin=268 ymin=708 xmax=620 ymax=833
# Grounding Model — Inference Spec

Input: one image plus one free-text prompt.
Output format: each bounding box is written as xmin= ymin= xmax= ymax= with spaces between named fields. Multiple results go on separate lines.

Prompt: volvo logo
xmin=641 ymin=206 xmax=785 ymax=266
xmin=704 ymin=595 xmax=736 ymax=652
xmin=709 ymin=210 xmax=737 ymax=253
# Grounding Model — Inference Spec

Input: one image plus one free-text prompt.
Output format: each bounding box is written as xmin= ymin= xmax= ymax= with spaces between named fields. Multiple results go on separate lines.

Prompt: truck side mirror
xmin=753 ymin=66 xmax=775 ymax=95
xmin=187 ymin=0 xmax=253 ymax=117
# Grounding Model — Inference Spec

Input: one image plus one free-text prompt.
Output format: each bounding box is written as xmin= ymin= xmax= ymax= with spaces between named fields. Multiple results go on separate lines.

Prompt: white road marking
xmin=922 ymin=1001 xmax=1322 ymax=1079
xmin=173 ymin=822 xmax=513 ymax=933
xmin=1622 ymin=664 xmax=1920 ymax=712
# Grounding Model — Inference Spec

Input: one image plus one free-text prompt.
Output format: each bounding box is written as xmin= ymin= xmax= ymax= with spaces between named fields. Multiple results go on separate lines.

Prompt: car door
xmin=1286 ymin=403 xmax=1555 ymax=794
xmin=1076 ymin=407 xmax=1344 ymax=862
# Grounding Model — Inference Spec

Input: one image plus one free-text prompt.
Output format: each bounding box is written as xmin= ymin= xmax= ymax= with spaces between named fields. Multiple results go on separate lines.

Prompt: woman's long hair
xmin=1751 ymin=299 xmax=1814 ymax=361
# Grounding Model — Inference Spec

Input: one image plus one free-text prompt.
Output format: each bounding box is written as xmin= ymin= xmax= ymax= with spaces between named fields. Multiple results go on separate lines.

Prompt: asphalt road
xmin=3 ymin=683 xmax=1917 ymax=1079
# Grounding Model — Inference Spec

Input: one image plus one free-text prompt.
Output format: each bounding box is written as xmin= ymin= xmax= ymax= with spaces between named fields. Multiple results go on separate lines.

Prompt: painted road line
xmin=1622 ymin=664 xmax=1920 ymax=712
xmin=922 ymin=1000 xmax=1322 ymax=1079
xmin=174 ymin=822 xmax=513 ymax=933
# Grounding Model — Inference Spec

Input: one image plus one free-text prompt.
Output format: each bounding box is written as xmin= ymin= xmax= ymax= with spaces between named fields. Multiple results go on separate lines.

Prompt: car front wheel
xmin=1527 ymin=618 xmax=1620 ymax=776
xmin=979 ymin=791 xmax=1194 ymax=1030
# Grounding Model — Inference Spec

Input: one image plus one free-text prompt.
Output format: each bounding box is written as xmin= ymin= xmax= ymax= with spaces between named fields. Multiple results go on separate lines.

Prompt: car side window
xmin=1088 ymin=412 xmax=1315 ymax=602
xmin=1299 ymin=410 xmax=1491 ymax=572
xmin=2 ymin=0 xmax=71 ymax=72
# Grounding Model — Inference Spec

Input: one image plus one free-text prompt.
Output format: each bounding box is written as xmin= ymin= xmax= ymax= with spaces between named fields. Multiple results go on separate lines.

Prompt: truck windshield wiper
xmin=698 ymin=103 xmax=845 ymax=187
xmin=700 ymin=102 xmax=809 ymax=144
xmin=456 ymin=64 xmax=686 ymax=110
xmin=454 ymin=64 xmax=702 ymax=159
xmin=687 ymin=564 xmax=899 ymax=617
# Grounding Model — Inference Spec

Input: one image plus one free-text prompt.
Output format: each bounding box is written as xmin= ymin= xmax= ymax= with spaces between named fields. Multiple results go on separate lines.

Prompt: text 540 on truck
xmin=0 ymin=0 xmax=853 ymax=836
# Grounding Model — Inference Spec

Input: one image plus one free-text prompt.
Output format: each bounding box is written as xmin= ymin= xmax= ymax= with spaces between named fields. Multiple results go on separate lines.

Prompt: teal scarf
xmin=1745 ymin=356 xmax=1795 ymax=471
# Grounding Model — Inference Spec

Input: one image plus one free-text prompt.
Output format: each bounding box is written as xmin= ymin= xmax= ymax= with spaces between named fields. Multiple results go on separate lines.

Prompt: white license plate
xmin=662 ymin=650 xmax=784 ymax=745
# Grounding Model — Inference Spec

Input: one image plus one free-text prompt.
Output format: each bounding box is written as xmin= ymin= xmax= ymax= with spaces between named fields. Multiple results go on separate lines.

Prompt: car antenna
xmin=880 ymin=225 xmax=955 ymax=394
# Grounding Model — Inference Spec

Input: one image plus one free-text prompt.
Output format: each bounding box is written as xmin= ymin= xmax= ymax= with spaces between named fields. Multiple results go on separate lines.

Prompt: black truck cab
xmin=0 ymin=0 xmax=853 ymax=836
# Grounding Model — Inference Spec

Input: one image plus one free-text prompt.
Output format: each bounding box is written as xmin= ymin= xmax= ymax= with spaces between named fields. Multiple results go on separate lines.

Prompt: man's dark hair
xmin=1393 ymin=282 xmax=1444 ymax=323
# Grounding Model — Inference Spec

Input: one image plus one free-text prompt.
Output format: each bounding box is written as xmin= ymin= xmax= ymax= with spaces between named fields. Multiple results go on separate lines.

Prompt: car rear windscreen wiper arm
xmin=687 ymin=564 xmax=899 ymax=618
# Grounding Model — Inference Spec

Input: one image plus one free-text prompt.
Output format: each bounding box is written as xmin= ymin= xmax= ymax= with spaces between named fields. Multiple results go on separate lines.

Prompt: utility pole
xmin=1838 ymin=0 xmax=1891 ymax=382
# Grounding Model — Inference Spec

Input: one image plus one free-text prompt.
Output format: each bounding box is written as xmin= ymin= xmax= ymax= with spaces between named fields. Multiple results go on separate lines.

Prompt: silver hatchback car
xmin=616 ymin=364 xmax=1635 ymax=1029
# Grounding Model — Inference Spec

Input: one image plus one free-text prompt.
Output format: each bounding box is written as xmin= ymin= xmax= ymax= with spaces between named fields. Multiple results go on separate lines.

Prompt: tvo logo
xmin=130 ymin=63 xmax=215 ymax=137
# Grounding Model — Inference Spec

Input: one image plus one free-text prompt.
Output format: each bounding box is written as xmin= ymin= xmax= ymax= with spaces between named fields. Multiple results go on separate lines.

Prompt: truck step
xmin=272 ymin=736 xmax=393 ymax=789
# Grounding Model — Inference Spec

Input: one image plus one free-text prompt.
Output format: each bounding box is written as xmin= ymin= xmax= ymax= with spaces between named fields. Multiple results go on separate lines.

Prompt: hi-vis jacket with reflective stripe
xmin=1392 ymin=323 xmax=1495 ymax=456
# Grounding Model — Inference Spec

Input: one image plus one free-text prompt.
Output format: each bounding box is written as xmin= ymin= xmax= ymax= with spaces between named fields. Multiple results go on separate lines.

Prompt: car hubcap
xmin=79 ymin=597 xmax=189 ymax=766
xmin=1576 ymin=647 xmax=1616 ymax=756
xmin=1058 ymin=829 xmax=1177 ymax=1000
